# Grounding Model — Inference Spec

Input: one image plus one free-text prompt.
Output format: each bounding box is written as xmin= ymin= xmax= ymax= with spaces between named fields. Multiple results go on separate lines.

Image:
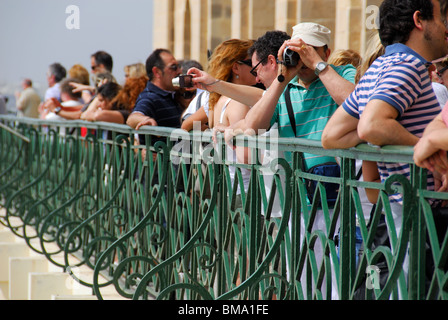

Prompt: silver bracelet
xmin=204 ymin=79 xmax=221 ymax=87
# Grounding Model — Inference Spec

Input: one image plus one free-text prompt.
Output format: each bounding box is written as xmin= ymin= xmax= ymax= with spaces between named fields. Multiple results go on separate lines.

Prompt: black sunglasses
xmin=167 ymin=63 xmax=181 ymax=71
xmin=437 ymin=65 xmax=448 ymax=78
xmin=238 ymin=59 xmax=252 ymax=68
xmin=249 ymin=56 xmax=268 ymax=77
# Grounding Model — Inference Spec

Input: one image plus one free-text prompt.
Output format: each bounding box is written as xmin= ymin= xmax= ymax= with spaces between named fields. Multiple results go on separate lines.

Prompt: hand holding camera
xmin=172 ymin=74 xmax=194 ymax=88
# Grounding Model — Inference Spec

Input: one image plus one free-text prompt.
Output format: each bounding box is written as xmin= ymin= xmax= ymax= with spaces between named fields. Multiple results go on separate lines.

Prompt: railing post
xmin=408 ymin=164 xmax=427 ymax=300
xmin=338 ymin=156 xmax=356 ymax=300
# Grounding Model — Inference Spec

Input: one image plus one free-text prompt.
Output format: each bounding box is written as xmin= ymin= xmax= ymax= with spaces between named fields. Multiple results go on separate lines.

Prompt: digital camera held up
xmin=283 ymin=47 xmax=300 ymax=67
xmin=172 ymin=74 xmax=194 ymax=88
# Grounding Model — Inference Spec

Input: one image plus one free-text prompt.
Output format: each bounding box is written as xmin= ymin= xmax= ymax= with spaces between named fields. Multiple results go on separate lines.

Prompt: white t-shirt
xmin=181 ymin=90 xmax=209 ymax=122
xmin=432 ymin=82 xmax=448 ymax=109
xmin=44 ymin=83 xmax=61 ymax=101
xmin=45 ymin=100 xmax=83 ymax=121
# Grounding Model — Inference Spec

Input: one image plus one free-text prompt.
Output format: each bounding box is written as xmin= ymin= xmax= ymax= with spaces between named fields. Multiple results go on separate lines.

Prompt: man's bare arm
xmin=358 ymin=99 xmax=419 ymax=146
xmin=126 ymin=112 xmax=157 ymax=130
xmin=317 ymin=66 xmax=356 ymax=106
xmin=322 ymin=106 xmax=364 ymax=149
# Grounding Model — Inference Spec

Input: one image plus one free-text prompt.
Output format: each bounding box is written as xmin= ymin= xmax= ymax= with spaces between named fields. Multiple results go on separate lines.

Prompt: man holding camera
xmin=189 ymin=22 xmax=356 ymax=299
xmin=127 ymin=48 xmax=183 ymax=132
xmin=193 ymin=22 xmax=356 ymax=168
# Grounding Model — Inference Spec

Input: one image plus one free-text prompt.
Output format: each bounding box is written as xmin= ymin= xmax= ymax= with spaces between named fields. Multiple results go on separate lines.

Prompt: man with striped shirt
xmin=323 ymin=0 xmax=448 ymax=206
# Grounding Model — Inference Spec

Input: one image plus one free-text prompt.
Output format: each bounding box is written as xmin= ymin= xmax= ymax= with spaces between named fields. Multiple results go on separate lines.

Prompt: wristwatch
xmin=315 ymin=61 xmax=329 ymax=76
xmin=54 ymin=106 xmax=62 ymax=114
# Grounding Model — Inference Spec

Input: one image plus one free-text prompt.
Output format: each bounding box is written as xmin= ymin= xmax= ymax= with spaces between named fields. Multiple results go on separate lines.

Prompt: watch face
xmin=315 ymin=62 xmax=328 ymax=75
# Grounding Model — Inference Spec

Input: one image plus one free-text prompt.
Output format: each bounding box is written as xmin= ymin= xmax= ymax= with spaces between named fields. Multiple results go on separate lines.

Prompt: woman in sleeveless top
xmin=205 ymin=39 xmax=258 ymax=197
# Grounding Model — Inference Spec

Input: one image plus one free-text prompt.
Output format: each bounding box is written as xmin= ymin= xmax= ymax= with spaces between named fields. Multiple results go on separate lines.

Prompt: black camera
xmin=283 ymin=47 xmax=300 ymax=67
xmin=172 ymin=74 xmax=194 ymax=88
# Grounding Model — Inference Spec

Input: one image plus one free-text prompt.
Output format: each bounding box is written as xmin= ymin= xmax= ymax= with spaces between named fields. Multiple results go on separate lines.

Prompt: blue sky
xmin=0 ymin=0 xmax=153 ymax=102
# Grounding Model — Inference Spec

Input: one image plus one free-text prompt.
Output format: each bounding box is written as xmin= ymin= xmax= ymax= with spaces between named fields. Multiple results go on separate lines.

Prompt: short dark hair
xmin=49 ymin=63 xmax=67 ymax=83
xmin=97 ymin=82 xmax=121 ymax=101
xmin=379 ymin=0 xmax=436 ymax=46
xmin=179 ymin=59 xmax=203 ymax=73
xmin=60 ymin=78 xmax=82 ymax=100
xmin=91 ymin=51 xmax=113 ymax=72
xmin=248 ymin=30 xmax=291 ymax=63
xmin=23 ymin=79 xmax=33 ymax=87
xmin=145 ymin=48 xmax=171 ymax=81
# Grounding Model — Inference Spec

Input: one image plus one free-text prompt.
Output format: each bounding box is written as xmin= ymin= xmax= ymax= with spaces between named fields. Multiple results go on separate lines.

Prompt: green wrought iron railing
xmin=0 ymin=115 xmax=447 ymax=300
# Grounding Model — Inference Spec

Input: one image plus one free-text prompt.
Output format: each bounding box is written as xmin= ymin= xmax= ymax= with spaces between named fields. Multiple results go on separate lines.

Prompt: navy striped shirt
xmin=342 ymin=43 xmax=441 ymax=203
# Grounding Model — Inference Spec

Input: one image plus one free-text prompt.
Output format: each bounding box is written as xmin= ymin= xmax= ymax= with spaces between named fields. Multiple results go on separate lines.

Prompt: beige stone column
xmin=297 ymin=0 xmax=336 ymax=47
xmin=153 ymin=0 xmax=174 ymax=50
xmin=190 ymin=0 xmax=210 ymax=65
xmin=173 ymin=0 xmax=189 ymax=60
xmin=250 ymin=0 xmax=276 ymax=39
xmin=334 ymin=0 xmax=363 ymax=52
xmin=275 ymin=0 xmax=297 ymax=34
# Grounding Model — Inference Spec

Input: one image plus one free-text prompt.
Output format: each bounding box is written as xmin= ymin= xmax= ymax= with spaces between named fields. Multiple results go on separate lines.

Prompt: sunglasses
xmin=437 ymin=65 xmax=448 ymax=78
xmin=249 ymin=56 xmax=268 ymax=77
xmin=167 ymin=64 xmax=181 ymax=71
xmin=238 ymin=59 xmax=252 ymax=68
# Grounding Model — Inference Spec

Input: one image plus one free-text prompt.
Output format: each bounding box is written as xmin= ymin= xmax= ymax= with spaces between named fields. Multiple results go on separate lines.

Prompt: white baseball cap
xmin=291 ymin=22 xmax=332 ymax=47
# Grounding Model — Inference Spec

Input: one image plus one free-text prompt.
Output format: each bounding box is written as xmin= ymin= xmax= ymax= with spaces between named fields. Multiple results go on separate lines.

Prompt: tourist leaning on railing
xmin=190 ymin=22 xmax=356 ymax=300
xmin=322 ymin=0 xmax=448 ymax=294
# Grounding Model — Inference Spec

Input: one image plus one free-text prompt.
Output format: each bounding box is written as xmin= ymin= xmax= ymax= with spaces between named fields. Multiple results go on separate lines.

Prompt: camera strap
xmin=284 ymin=84 xmax=296 ymax=137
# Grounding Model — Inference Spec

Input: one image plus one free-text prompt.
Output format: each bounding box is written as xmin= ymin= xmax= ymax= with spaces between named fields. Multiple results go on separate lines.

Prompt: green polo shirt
xmin=270 ymin=64 xmax=357 ymax=169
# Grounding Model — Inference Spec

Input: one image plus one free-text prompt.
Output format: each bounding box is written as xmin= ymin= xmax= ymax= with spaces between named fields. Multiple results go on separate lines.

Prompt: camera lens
xmin=283 ymin=47 xmax=300 ymax=67
xmin=172 ymin=77 xmax=181 ymax=87
xmin=172 ymin=75 xmax=194 ymax=88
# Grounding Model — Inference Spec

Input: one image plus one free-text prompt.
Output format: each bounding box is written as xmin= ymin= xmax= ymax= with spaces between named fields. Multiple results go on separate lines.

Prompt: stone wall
xmin=152 ymin=0 xmax=384 ymax=67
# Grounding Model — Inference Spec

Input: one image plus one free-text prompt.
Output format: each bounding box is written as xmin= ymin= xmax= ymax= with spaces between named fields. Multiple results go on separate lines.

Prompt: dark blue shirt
xmin=133 ymin=81 xmax=183 ymax=127
xmin=132 ymin=81 xmax=183 ymax=144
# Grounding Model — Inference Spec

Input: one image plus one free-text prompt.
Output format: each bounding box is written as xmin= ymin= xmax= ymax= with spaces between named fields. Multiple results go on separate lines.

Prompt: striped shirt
xmin=270 ymin=64 xmax=357 ymax=168
xmin=342 ymin=43 xmax=441 ymax=203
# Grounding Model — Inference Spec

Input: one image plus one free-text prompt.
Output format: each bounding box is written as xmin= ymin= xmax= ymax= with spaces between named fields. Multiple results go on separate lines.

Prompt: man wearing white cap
xmin=189 ymin=22 xmax=356 ymax=299
xmin=190 ymin=22 xmax=356 ymax=167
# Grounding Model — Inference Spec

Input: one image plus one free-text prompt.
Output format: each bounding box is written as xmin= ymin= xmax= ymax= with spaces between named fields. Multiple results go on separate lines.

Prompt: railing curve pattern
xmin=0 ymin=115 xmax=447 ymax=300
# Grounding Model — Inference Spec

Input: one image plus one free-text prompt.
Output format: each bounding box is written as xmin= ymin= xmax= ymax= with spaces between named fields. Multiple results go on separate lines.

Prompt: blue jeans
xmin=336 ymin=226 xmax=363 ymax=268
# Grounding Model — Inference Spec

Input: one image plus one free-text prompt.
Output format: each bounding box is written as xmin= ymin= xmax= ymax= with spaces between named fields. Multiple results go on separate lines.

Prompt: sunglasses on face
xmin=437 ymin=65 xmax=448 ymax=78
xmin=250 ymin=56 xmax=268 ymax=77
xmin=167 ymin=64 xmax=181 ymax=71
